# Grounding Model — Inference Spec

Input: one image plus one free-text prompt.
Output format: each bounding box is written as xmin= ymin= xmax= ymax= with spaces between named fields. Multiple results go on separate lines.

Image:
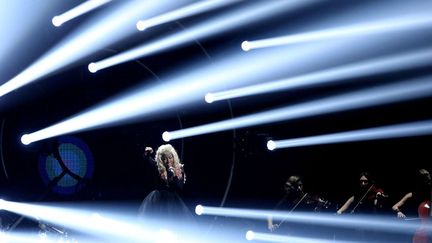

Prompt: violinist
xmin=267 ymin=175 xmax=330 ymax=233
xmin=267 ymin=175 xmax=304 ymax=232
xmin=337 ymin=172 xmax=387 ymax=215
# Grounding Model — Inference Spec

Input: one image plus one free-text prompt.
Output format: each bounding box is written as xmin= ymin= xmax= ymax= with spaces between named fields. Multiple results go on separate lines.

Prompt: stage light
xmin=0 ymin=199 xmax=5 ymax=209
xmin=21 ymin=32 xmax=331 ymax=144
xmin=197 ymin=205 xmax=429 ymax=234
xmin=244 ymin=15 xmax=432 ymax=51
xmin=269 ymin=119 xmax=432 ymax=150
xmin=21 ymin=134 xmax=31 ymax=145
xmin=136 ymin=0 xmax=233 ymax=32
xmin=0 ymin=1 xmax=183 ymax=97
xmin=241 ymin=41 xmax=251 ymax=52
xmin=52 ymin=0 xmax=112 ymax=27
xmin=195 ymin=205 xmax=204 ymax=215
xmin=245 ymin=230 xmax=254 ymax=241
xmin=165 ymin=76 xmax=432 ymax=141
xmin=91 ymin=0 xmax=309 ymax=72
xmin=207 ymin=48 xmax=432 ymax=102
xmin=162 ymin=131 xmax=171 ymax=142
xmin=0 ymin=200 xmax=167 ymax=242
xmin=52 ymin=16 xmax=63 ymax=27
xmin=247 ymin=231 xmax=344 ymax=243
xmin=136 ymin=20 xmax=149 ymax=31
xmin=88 ymin=62 xmax=99 ymax=73
xmin=204 ymin=93 xmax=214 ymax=104
xmin=266 ymin=140 xmax=276 ymax=151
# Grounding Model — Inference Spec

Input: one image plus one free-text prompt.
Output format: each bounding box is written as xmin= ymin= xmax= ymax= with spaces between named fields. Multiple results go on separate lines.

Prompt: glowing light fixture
xmin=52 ymin=0 xmax=112 ymax=27
xmin=241 ymin=40 xmax=251 ymax=51
xmin=245 ymin=230 xmax=255 ymax=241
xmin=266 ymin=140 xmax=276 ymax=151
xmin=88 ymin=62 xmax=99 ymax=73
xmin=195 ymin=205 xmax=204 ymax=215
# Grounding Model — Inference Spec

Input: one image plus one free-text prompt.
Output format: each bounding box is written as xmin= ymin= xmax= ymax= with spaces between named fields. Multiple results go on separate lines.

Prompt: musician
xmin=392 ymin=169 xmax=431 ymax=219
xmin=138 ymin=144 xmax=193 ymax=223
xmin=337 ymin=172 xmax=386 ymax=215
xmin=392 ymin=169 xmax=431 ymax=242
xmin=267 ymin=175 xmax=330 ymax=233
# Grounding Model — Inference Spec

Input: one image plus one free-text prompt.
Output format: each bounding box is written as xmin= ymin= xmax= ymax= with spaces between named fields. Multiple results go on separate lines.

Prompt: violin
xmin=351 ymin=184 xmax=387 ymax=214
xmin=303 ymin=194 xmax=332 ymax=212
xmin=273 ymin=192 xmax=332 ymax=231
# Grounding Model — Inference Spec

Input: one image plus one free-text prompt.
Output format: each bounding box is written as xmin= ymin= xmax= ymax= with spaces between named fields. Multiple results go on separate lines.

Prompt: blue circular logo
xmin=38 ymin=136 xmax=94 ymax=195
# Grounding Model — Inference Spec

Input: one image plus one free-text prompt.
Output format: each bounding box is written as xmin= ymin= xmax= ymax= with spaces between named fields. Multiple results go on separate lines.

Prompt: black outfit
xmin=350 ymin=187 xmax=383 ymax=215
xmin=138 ymin=155 xmax=193 ymax=223
xmin=272 ymin=192 xmax=328 ymax=238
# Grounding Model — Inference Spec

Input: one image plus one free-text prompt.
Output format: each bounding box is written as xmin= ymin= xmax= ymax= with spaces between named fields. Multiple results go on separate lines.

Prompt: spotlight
xmin=195 ymin=205 xmax=204 ymax=215
xmin=52 ymin=0 xmax=112 ymax=27
xmin=246 ymin=15 xmax=432 ymax=50
xmin=163 ymin=76 xmax=432 ymax=141
xmin=162 ymin=131 xmax=171 ymax=142
xmin=52 ymin=16 xmax=63 ymax=27
xmin=266 ymin=140 xmax=276 ymax=151
xmin=268 ymin=119 xmax=432 ymax=150
xmin=204 ymin=93 xmax=214 ymax=104
xmin=90 ymin=1 xmax=301 ymax=71
xmin=245 ymin=230 xmax=255 ymax=241
xmin=0 ymin=199 xmax=5 ymax=210
xmin=88 ymin=63 xmax=99 ymax=73
xmin=21 ymin=134 xmax=31 ymax=145
xmin=136 ymin=20 xmax=148 ymax=31
xmin=241 ymin=41 xmax=251 ymax=51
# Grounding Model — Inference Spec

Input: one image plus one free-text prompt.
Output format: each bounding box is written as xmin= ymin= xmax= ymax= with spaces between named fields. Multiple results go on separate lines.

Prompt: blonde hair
xmin=155 ymin=144 xmax=183 ymax=181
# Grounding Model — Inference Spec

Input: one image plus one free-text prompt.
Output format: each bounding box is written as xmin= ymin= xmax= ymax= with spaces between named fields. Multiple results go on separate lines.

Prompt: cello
xmin=412 ymin=193 xmax=431 ymax=243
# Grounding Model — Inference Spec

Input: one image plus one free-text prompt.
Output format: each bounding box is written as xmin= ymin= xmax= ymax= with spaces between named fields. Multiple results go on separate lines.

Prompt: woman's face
xmin=359 ymin=175 xmax=369 ymax=188
xmin=163 ymin=153 xmax=174 ymax=167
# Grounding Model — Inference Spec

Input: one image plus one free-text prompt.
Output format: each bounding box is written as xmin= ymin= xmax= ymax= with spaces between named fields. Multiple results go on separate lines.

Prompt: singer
xmin=138 ymin=144 xmax=193 ymax=224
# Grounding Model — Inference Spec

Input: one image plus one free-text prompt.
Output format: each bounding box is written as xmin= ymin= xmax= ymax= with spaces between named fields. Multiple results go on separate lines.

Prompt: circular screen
xmin=38 ymin=136 xmax=94 ymax=195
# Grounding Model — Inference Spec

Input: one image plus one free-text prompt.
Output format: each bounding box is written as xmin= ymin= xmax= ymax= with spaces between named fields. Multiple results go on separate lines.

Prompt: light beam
xmin=91 ymin=0 xmax=313 ymax=72
xmin=165 ymin=76 xmax=432 ymax=141
xmin=207 ymin=48 xmax=432 ymax=102
xmin=269 ymin=119 xmax=432 ymax=150
xmin=52 ymin=0 xmax=112 ymax=27
xmin=136 ymin=0 xmax=234 ymax=31
xmin=244 ymin=15 xmax=432 ymax=51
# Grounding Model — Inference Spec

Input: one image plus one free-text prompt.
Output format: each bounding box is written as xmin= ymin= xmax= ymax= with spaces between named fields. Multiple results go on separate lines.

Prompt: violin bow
xmin=350 ymin=184 xmax=375 ymax=214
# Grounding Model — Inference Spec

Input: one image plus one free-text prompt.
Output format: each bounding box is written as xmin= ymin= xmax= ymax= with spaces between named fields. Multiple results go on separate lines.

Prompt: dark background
xmin=0 ymin=0 xmax=431 ymax=231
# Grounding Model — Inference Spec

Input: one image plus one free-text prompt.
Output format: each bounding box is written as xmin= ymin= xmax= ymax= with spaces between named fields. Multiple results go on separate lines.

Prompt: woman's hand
xmin=396 ymin=211 xmax=406 ymax=219
xmin=268 ymin=223 xmax=279 ymax=232
xmin=143 ymin=147 xmax=153 ymax=156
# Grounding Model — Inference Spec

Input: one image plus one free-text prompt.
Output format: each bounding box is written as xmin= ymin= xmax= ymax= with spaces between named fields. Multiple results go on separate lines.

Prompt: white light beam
xmin=137 ymin=0 xmax=235 ymax=31
xmin=91 ymin=0 xmax=313 ymax=72
xmin=244 ymin=15 xmax=432 ymax=51
xmin=165 ymin=76 xmax=432 ymax=141
xmin=52 ymin=0 xmax=112 ymax=27
xmin=207 ymin=48 xmax=432 ymax=102
xmin=269 ymin=119 xmax=432 ymax=150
